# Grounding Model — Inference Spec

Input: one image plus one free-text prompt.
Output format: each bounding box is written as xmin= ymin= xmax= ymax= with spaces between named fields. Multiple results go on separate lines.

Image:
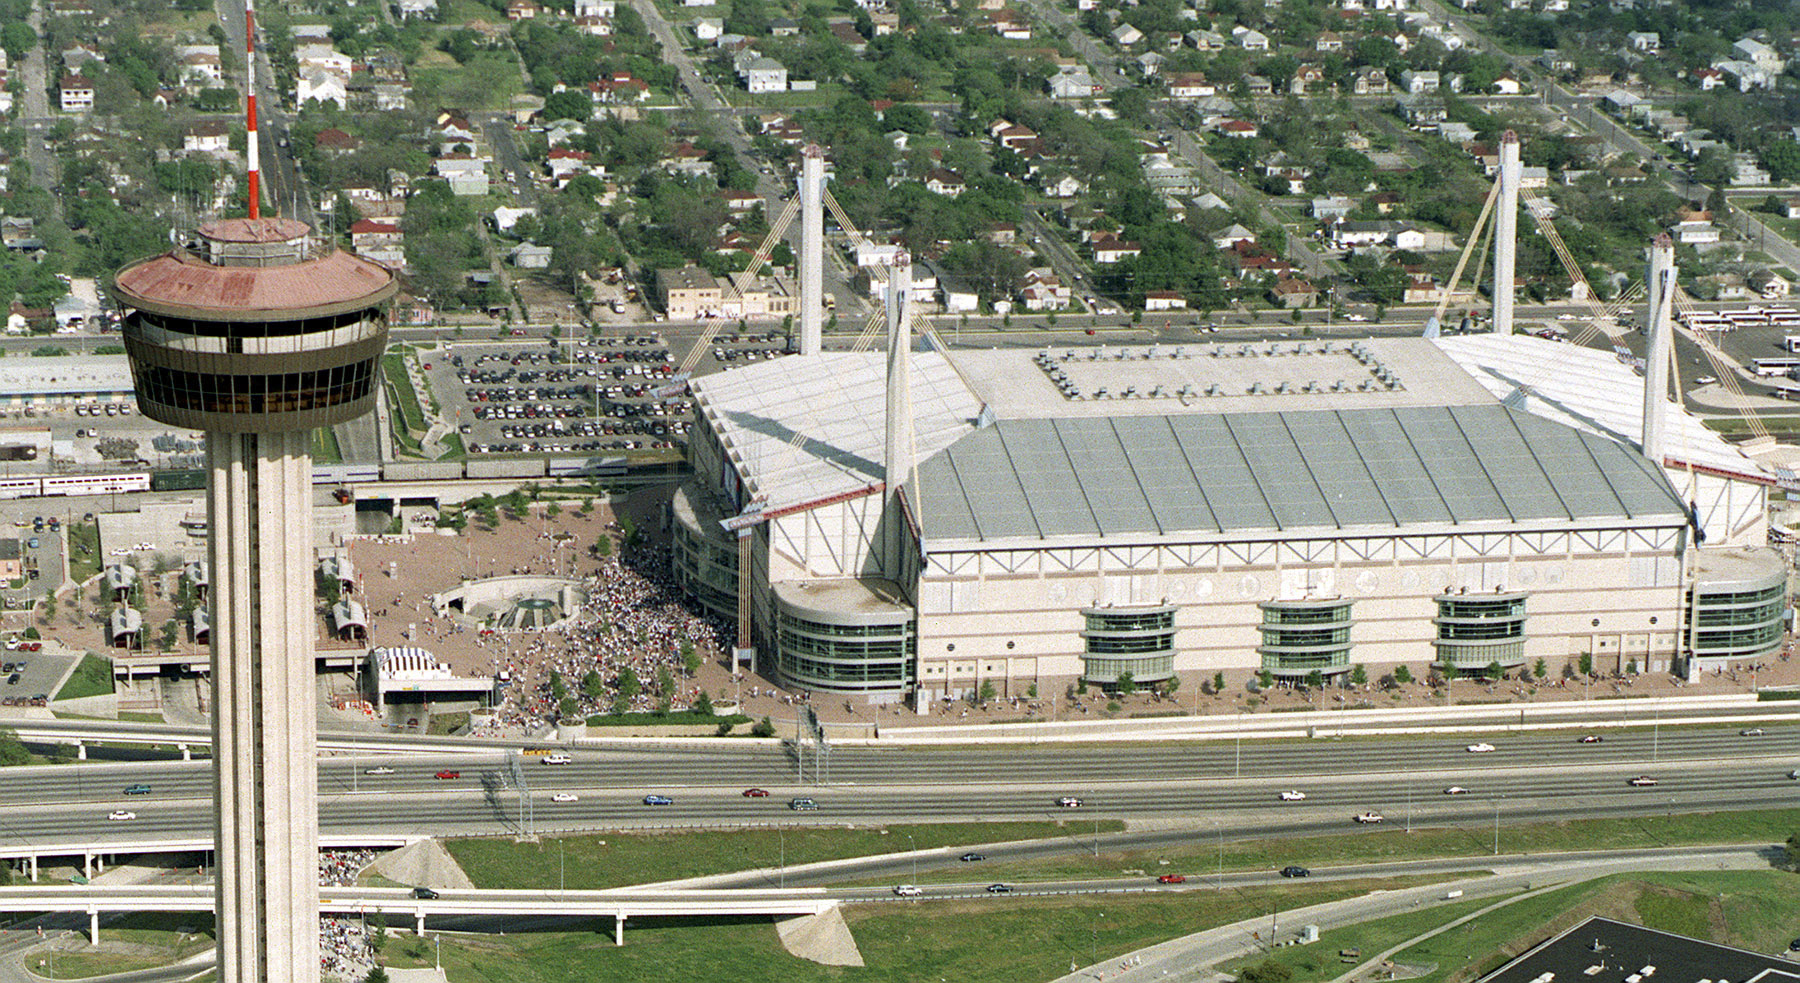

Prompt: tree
xmin=1256 ymin=668 xmax=1274 ymax=689
xmin=543 ymin=88 xmax=593 ymax=122
xmin=1762 ymin=140 xmax=1800 ymax=184
xmin=0 ymin=22 xmax=36 ymax=61
xmin=1533 ymin=658 xmax=1547 ymax=681
xmin=1238 ymin=960 xmax=1293 ymax=983
xmin=979 ymin=679 xmax=997 ymax=704
xmin=655 ymin=665 xmax=675 ymax=699
xmin=1213 ymin=671 xmax=1226 ymax=693
xmin=1485 ymin=660 xmax=1504 ymax=681
xmin=1578 ymin=653 xmax=1594 ymax=677
xmin=1625 ymin=658 xmax=1638 ymax=675
xmin=1393 ymin=665 xmax=1414 ymax=685
xmin=1305 ymin=669 xmax=1324 ymax=690
xmin=751 ymin=716 xmax=776 ymax=738
xmin=581 ymin=670 xmax=605 ymax=700
xmin=681 ymin=641 xmax=701 ymax=676
xmin=617 ymin=666 xmax=641 ymax=701
xmin=692 ymin=690 xmax=714 ymax=716
xmin=0 ymin=727 xmax=31 ymax=766
xmin=364 ymin=967 xmax=390 ymax=983
xmin=1116 ymin=671 xmax=1137 ymax=695
xmin=1349 ymin=664 xmax=1368 ymax=687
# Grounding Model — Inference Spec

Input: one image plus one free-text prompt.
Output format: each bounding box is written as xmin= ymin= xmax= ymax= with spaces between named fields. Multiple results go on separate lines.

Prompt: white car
xmin=108 ymin=810 xmax=136 ymax=821
xmin=1466 ymin=743 xmax=1496 ymax=753
xmin=542 ymin=753 xmax=573 ymax=765
xmin=1279 ymin=790 xmax=1306 ymax=801
xmin=550 ymin=792 xmax=579 ymax=803
xmin=1353 ymin=812 xmax=1384 ymax=824
xmin=893 ymin=884 xmax=923 ymax=897
xmin=1345 ymin=314 xmax=1369 ymax=322
xmin=1057 ymin=796 xmax=1083 ymax=808
xmin=1556 ymin=313 xmax=1578 ymax=321
xmin=364 ymin=766 xmax=395 ymax=775
xmin=1443 ymin=786 xmax=1469 ymax=795
xmin=1628 ymin=776 xmax=1659 ymax=787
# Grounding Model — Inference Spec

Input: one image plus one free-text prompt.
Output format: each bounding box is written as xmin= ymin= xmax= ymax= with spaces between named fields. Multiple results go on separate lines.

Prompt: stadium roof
xmin=691 ymin=342 xmax=1691 ymax=542
xmin=1435 ymin=333 xmax=1768 ymax=482
xmin=1480 ymin=917 xmax=1800 ymax=983
xmin=916 ymin=404 xmax=1685 ymax=545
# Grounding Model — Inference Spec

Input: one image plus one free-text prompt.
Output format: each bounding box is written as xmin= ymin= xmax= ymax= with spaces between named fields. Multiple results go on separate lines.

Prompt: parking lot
xmin=2 ymin=521 xmax=65 ymax=611
xmin=423 ymin=330 xmax=795 ymax=458
xmin=0 ymin=637 xmax=76 ymax=708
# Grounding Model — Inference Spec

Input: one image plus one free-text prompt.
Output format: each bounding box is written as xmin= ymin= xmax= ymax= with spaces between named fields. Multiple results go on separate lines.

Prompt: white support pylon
xmin=799 ymin=145 xmax=824 ymax=356
xmin=1493 ymin=131 xmax=1520 ymax=336
xmin=1642 ymin=233 xmax=1676 ymax=465
xmin=883 ymin=251 xmax=912 ymax=582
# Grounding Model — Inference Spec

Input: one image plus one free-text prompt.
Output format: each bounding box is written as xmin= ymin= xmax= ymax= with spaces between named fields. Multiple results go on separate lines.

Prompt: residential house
xmin=1315 ymin=30 xmax=1344 ymax=52
xmin=433 ymin=112 xmax=478 ymax=145
xmin=1166 ymin=72 xmax=1215 ymax=99
xmin=434 ymin=155 xmax=489 ymax=195
xmin=1353 ymin=67 xmax=1390 ymax=94
xmin=315 ymin=128 xmax=361 ymax=153
xmin=722 ymin=189 xmax=763 ymax=214
xmin=591 ymin=72 xmax=650 ymax=103
xmin=769 ymin=16 xmax=800 ymax=35
xmin=1240 ymin=74 xmax=1273 ymax=95
xmin=1194 ymin=192 xmax=1229 ymax=211
xmin=395 ymin=0 xmax=438 ymax=18
xmin=350 ymin=218 xmax=404 ymax=251
xmin=510 ymin=243 xmax=552 ymax=268
xmin=693 ymin=17 xmax=722 ymax=40
xmin=742 ymin=57 xmax=788 ymax=94
xmin=298 ymin=69 xmax=348 ymax=108
xmin=174 ymin=44 xmax=223 ymax=87
xmin=1235 ymin=27 xmax=1270 ymax=50
xmin=1749 ymin=270 xmax=1791 ymax=299
xmin=1218 ymin=118 xmax=1259 ymax=138
xmin=986 ymin=10 xmax=1030 ymax=39
xmin=59 ymin=74 xmax=94 ymax=112
xmin=1186 ymin=29 xmax=1225 ymax=50
xmin=1137 ymin=51 xmax=1165 ymax=77
xmin=1048 ymin=68 xmax=1101 ymax=99
xmin=924 ymin=168 xmax=966 ymax=197
xmin=1397 ymin=69 xmax=1439 ymax=93
xmin=491 ymin=206 xmax=538 ymax=233
xmin=662 ymin=143 xmax=715 ymax=179
xmin=505 ymin=0 xmax=539 ymax=18
xmin=1213 ymin=224 xmax=1256 ymax=249
xmin=574 ymin=0 xmax=616 ymax=15
xmin=575 ymin=14 xmax=612 ymax=34
xmin=1093 ymin=240 xmax=1142 ymax=263
xmin=1625 ymin=31 xmax=1658 ymax=52
xmin=1143 ymin=291 xmax=1187 ymax=311
xmin=1732 ymin=37 xmax=1784 ymax=73
xmin=1042 ymin=172 xmax=1085 ymax=198
xmin=182 ymin=122 xmax=229 ymax=154
xmin=1110 ymin=23 xmax=1145 ymax=46
xmin=1017 ymin=268 xmax=1071 ymax=310
xmin=1312 ymin=196 xmax=1355 ymax=220
xmin=1491 ymin=73 xmax=1522 ymax=94
xmin=546 ymin=147 xmax=600 ymax=183
xmin=1290 ymin=63 xmax=1326 ymax=93
xmin=1691 ymin=67 xmax=1725 ymax=90
xmin=1269 ymin=276 xmax=1318 ymax=308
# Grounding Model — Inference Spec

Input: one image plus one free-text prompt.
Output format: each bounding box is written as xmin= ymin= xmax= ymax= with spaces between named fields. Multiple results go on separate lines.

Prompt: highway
xmin=0 ymin=725 xmax=1795 ymax=854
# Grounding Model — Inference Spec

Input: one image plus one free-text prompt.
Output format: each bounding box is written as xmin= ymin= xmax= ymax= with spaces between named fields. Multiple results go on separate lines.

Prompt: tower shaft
xmin=208 ymin=429 xmax=319 ymax=983
xmin=884 ymin=255 xmax=912 ymax=580
xmin=1642 ymin=235 xmax=1676 ymax=464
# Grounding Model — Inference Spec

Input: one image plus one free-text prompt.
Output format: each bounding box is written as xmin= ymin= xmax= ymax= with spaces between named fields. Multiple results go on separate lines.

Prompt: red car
xmin=434 ymin=770 xmax=460 ymax=780
xmin=742 ymin=788 xmax=770 ymax=797
xmin=1157 ymin=874 xmax=1186 ymax=884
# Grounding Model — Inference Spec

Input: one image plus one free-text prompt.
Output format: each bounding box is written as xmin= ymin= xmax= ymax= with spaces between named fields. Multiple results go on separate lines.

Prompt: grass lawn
xmin=118 ymin=711 xmax=164 ymax=723
xmin=66 ymin=521 xmax=100 ymax=584
xmin=411 ymin=51 xmax=524 ymax=111
xmin=443 ymin=822 xmax=1129 ymax=891
xmin=55 ymin=653 xmax=114 ymax=702
xmin=876 ymin=807 xmax=1800 ymax=888
xmin=43 ymin=912 xmax=213 ymax=979
xmin=311 ymin=426 xmax=343 ymax=465
xmin=373 ymin=876 xmax=1437 ymax=983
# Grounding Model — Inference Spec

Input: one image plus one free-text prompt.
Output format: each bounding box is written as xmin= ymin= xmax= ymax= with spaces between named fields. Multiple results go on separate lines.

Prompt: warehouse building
xmin=673 ymin=334 xmax=1784 ymax=705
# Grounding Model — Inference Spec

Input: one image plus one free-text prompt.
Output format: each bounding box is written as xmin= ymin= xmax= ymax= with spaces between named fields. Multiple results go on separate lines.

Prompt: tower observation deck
xmin=114 ymin=217 xmax=395 ymax=983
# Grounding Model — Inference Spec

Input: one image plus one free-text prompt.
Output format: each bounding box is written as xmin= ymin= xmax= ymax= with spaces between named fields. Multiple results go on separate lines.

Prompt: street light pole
xmin=907 ymin=834 xmax=916 ymax=882
xmin=1493 ymin=798 xmax=1501 ymax=856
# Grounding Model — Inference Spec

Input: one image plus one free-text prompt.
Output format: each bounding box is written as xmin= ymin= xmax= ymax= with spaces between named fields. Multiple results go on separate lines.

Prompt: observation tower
xmin=113 ymin=214 xmax=396 ymax=982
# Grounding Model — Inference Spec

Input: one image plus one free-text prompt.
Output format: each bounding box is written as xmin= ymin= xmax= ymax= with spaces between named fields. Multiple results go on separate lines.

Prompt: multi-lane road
xmin=4 ymin=727 xmax=1795 ymax=852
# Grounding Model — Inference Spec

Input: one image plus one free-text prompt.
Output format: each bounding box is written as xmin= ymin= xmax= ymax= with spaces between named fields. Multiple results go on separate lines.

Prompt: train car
xmin=150 ymin=469 xmax=208 ymax=492
xmin=39 ymin=473 xmax=152 ymax=496
xmin=0 ymin=477 xmax=42 ymax=500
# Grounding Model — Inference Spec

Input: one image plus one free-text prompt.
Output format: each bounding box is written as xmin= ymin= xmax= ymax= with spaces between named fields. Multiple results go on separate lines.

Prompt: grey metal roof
xmin=916 ymin=404 xmax=1685 ymax=544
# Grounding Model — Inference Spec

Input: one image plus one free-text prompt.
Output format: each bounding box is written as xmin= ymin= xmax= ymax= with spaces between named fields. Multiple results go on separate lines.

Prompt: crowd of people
xmin=470 ymin=542 xmax=731 ymax=735
xmin=319 ymin=916 xmax=375 ymax=981
xmin=318 ymin=848 xmax=381 ymax=887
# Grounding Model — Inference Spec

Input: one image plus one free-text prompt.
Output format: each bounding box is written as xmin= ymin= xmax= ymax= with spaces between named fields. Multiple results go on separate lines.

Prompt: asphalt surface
xmin=4 ymin=725 xmax=1796 ymax=847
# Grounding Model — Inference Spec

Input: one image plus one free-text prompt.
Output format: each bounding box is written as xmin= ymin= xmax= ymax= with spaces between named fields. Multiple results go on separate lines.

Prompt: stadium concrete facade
xmin=672 ymin=334 xmax=1785 ymax=704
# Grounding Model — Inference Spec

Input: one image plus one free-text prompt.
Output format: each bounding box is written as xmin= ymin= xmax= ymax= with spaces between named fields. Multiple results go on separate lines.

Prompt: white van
xmin=542 ymin=753 xmax=572 ymax=765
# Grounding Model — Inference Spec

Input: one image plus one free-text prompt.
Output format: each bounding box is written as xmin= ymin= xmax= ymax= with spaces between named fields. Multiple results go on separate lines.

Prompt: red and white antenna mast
xmin=244 ymin=0 xmax=260 ymax=219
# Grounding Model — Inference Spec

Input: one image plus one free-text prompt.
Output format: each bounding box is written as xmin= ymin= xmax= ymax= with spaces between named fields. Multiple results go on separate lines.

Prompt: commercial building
xmin=674 ymin=334 xmax=1781 ymax=704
